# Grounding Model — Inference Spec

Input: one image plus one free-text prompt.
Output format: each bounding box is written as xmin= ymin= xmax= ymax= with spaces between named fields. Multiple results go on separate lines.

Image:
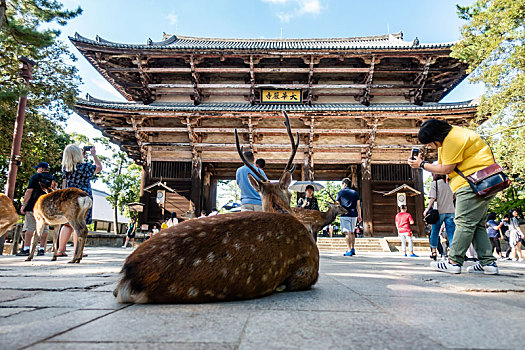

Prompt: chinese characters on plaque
xmin=261 ymin=89 xmax=302 ymax=103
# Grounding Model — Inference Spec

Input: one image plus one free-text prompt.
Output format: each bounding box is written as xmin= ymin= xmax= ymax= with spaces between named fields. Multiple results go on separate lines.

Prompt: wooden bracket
xmin=190 ymin=55 xmax=202 ymax=105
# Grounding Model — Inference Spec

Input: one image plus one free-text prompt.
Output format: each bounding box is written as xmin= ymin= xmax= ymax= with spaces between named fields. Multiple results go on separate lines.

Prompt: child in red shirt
xmin=395 ymin=205 xmax=418 ymax=257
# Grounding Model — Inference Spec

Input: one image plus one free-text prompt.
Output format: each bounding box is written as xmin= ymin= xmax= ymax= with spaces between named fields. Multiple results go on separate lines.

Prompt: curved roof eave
xmin=74 ymin=98 xmax=477 ymax=113
xmin=70 ymin=32 xmax=456 ymax=52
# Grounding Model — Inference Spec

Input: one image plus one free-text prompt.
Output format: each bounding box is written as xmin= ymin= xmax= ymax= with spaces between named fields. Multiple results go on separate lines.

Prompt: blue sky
xmin=55 ymin=0 xmax=481 ymax=194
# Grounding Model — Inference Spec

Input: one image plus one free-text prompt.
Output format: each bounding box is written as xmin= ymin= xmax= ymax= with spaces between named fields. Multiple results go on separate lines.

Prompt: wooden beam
xmin=361 ymin=55 xmax=375 ymax=106
xmin=147 ymin=83 xmax=438 ymax=90
xmin=106 ymin=126 xmax=421 ymax=135
xmin=142 ymin=142 xmax=416 ymax=150
xmin=306 ymin=55 xmax=314 ymax=105
xmin=190 ymin=55 xmax=201 ymax=105
xmin=413 ymin=56 xmax=432 ymax=105
xmin=135 ymin=56 xmax=154 ymax=104
xmin=249 ymin=55 xmax=255 ymax=105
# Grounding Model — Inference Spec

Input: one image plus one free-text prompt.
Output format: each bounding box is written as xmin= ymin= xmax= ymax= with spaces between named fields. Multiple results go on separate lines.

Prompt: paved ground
xmin=1 ymin=247 xmax=524 ymax=349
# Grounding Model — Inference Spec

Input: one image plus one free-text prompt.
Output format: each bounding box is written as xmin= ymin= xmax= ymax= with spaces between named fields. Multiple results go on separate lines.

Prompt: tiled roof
xmin=70 ymin=32 xmax=454 ymax=51
xmin=76 ymin=97 xmax=476 ymax=112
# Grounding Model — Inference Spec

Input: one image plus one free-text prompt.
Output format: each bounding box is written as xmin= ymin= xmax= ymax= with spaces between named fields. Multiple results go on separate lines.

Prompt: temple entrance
xmin=138 ymin=161 xmax=425 ymax=237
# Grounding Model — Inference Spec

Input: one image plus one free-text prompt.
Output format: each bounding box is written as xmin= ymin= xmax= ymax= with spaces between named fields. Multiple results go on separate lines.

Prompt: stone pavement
xmin=1 ymin=247 xmax=524 ymax=349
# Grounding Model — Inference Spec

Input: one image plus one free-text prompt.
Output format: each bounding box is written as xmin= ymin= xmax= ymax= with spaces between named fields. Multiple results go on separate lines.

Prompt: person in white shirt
xmin=167 ymin=212 xmax=178 ymax=227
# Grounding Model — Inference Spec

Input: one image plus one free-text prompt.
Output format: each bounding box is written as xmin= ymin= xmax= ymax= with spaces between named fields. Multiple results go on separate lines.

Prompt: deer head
xmin=235 ymin=111 xmax=299 ymax=213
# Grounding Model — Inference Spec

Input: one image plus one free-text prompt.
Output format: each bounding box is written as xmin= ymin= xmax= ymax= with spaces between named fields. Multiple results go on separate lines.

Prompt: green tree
xmin=452 ymin=0 xmax=525 ymax=216
xmin=0 ymin=0 xmax=81 ymax=203
xmin=217 ymin=180 xmax=241 ymax=211
xmin=96 ymin=138 xmax=141 ymax=234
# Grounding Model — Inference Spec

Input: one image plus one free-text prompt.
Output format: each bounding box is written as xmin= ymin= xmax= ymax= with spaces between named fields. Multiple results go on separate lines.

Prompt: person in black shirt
xmin=16 ymin=162 xmax=56 ymax=256
xmin=297 ymin=185 xmax=319 ymax=211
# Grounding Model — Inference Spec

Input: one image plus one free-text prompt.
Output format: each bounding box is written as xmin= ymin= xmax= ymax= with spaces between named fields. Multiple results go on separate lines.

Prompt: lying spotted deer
xmin=292 ymin=192 xmax=347 ymax=242
xmin=0 ymin=194 xmax=18 ymax=239
xmin=113 ymin=111 xmax=319 ymax=304
xmin=26 ymin=188 xmax=92 ymax=263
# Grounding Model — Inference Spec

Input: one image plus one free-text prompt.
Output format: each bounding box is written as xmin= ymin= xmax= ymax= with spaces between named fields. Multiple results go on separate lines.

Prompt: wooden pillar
xmin=202 ymin=166 xmax=211 ymax=214
xmin=361 ymin=176 xmax=373 ymax=237
xmin=190 ymin=154 xmax=202 ymax=216
xmin=412 ymin=168 xmax=425 ymax=237
xmin=138 ymin=165 xmax=149 ymax=225
xmin=302 ymin=154 xmax=314 ymax=181
xmin=210 ymin=178 xmax=218 ymax=211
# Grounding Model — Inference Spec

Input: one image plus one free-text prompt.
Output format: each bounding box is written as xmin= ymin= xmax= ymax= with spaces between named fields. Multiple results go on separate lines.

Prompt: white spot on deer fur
xmin=169 ymin=283 xmax=178 ymax=293
xmin=205 ymin=290 xmax=215 ymax=297
xmin=234 ymin=242 xmax=241 ymax=250
xmin=221 ymin=268 xmax=228 ymax=277
xmin=178 ymin=258 xmax=185 ymax=265
xmin=183 ymin=237 xmax=193 ymax=244
xmin=246 ymin=276 xmax=251 ymax=285
xmin=262 ymin=274 xmax=268 ymax=282
xmin=286 ymin=238 xmax=291 ymax=244
xmin=235 ymin=268 xmax=240 ymax=275
xmin=226 ymin=253 xmax=233 ymax=261
xmin=207 ymin=252 xmax=215 ymax=262
xmin=188 ymin=287 xmax=199 ymax=297
xmin=222 ymin=236 xmax=230 ymax=244
xmin=250 ymin=245 xmax=256 ymax=253
xmin=257 ymin=234 xmax=263 ymax=241
xmin=198 ymin=232 xmax=207 ymax=238
xmin=193 ymin=258 xmax=202 ymax=266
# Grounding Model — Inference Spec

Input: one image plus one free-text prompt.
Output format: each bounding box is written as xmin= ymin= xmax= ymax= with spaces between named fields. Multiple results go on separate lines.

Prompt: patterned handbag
xmin=453 ymin=139 xmax=511 ymax=198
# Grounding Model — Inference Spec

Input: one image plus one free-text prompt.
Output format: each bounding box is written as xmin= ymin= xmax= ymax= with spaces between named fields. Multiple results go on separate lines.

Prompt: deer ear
xmin=279 ymin=171 xmax=292 ymax=190
xmin=248 ymin=173 xmax=262 ymax=193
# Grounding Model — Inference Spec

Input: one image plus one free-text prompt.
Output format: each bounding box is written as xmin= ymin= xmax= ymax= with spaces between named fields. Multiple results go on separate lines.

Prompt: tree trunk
xmin=113 ymin=204 xmax=119 ymax=235
xmin=0 ymin=0 xmax=6 ymax=32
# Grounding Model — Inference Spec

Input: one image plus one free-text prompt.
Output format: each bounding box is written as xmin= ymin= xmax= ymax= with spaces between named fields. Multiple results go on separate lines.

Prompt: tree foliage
xmin=96 ymin=138 xmax=141 ymax=234
xmin=0 ymin=0 xmax=81 ymax=203
xmin=452 ymin=0 xmax=525 ymax=216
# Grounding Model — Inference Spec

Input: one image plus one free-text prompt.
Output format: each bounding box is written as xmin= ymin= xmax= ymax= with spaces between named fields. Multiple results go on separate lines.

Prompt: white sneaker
xmin=121 ymin=246 xmax=126 ymax=249
xmin=430 ymin=260 xmax=461 ymax=274
xmin=512 ymin=258 xmax=518 ymax=261
xmin=519 ymin=258 xmax=524 ymax=262
xmin=466 ymin=262 xmax=499 ymax=275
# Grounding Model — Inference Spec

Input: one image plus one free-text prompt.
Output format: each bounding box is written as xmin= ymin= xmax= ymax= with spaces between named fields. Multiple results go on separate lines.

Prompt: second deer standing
xmin=113 ymin=111 xmax=319 ymax=303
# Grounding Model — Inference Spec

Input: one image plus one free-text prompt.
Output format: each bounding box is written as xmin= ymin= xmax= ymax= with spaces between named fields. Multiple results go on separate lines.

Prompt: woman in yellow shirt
xmin=408 ymin=119 xmax=498 ymax=275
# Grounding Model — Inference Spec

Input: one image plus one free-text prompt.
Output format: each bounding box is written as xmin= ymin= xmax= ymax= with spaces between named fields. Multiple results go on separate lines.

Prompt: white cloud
xmin=262 ymin=0 xmax=322 ymax=23
xmin=166 ymin=11 xmax=178 ymax=26
xmin=92 ymin=78 xmax=125 ymax=100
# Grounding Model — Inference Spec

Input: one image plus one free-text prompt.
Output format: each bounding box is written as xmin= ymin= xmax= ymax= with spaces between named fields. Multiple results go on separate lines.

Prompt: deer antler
xmin=325 ymin=190 xmax=338 ymax=203
xmin=282 ymin=111 xmax=299 ymax=173
xmin=235 ymin=129 xmax=267 ymax=183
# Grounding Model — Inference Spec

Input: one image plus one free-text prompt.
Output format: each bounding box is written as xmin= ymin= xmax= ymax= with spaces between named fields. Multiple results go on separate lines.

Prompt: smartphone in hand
xmin=410 ymin=148 xmax=419 ymax=160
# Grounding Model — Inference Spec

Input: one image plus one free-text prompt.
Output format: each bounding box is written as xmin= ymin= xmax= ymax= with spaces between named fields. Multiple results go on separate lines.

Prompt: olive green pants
xmin=448 ymin=186 xmax=496 ymax=266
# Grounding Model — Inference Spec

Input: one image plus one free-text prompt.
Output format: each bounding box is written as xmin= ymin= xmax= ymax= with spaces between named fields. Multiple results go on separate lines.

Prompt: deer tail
xmin=113 ymin=264 xmax=150 ymax=304
xmin=77 ymin=195 xmax=92 ymax=210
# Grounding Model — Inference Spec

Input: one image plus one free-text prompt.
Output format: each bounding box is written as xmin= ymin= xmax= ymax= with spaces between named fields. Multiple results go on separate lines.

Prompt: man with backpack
xmin=16 ymin=162 xmax=56 ymax=257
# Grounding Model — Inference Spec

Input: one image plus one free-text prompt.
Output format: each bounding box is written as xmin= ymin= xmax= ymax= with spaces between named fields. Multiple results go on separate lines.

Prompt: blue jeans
xmin=429 ymin=213 xmax=456 ymax=249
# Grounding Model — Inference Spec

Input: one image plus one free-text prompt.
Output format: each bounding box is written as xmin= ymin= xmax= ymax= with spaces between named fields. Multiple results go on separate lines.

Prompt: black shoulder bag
xmin=424 ymin=180 xmax=440 ymax=225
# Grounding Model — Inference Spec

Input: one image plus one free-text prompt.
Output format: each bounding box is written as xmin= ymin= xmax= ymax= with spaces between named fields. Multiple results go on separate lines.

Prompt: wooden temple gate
xmin=70 ymin=31 xmax=477 ymax=236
